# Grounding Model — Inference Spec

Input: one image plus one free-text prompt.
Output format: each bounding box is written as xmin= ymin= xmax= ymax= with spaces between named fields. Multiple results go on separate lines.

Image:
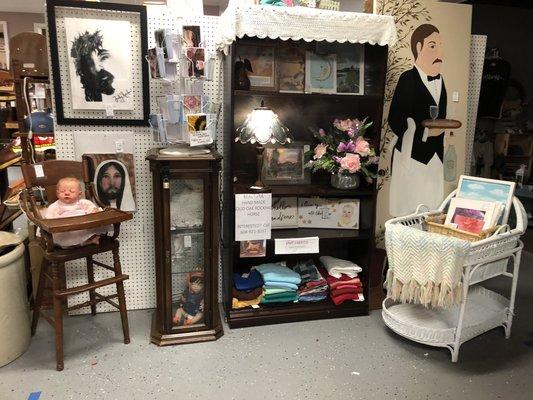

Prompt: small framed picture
xmin=278 ymin=44 xmax=305 ymax=93
xmin=262 ymin=143 xmax=311 ymax=185
xmin=240 ymin=240 xmax=267 ymax=258
xmin=298 ymin=198 xmax=360 ymax=229
xmin=182 ymin=94 xmax=202 ymax=115
xmin=182 ymin=25 xmax=201 ymax=48
xmin=456 ymin=175 xmax=515 ymax=225
xmin=236 ymin=44 xmax=276 ymax=90
xmin=444 ymin=197 xmax=500 ymax=234
xmin=336 ymin=43 xmax=364 ymax=95
xmin=305 ymin=51 xmax=336 ymax=94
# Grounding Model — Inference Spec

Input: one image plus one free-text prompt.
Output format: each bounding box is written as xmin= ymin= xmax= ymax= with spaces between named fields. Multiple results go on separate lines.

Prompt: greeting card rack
xmin=221 ymin=35 xmax=390 ymax=328
xmin=147 ymin=28 xmax=220 ymax=149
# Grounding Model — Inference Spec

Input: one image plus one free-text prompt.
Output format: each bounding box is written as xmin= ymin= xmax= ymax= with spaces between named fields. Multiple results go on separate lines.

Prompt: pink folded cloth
xmin=331 ymin=282 xmax=362 ymax=291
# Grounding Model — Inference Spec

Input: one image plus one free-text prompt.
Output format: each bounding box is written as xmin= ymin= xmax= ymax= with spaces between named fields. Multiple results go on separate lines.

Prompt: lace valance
xmin=216 ymin=1 xmax=398 ymax=55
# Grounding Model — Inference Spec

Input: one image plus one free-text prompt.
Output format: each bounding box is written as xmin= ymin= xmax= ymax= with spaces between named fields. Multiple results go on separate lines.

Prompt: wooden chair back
xmin=21 ymin=160 xmax=90 ymax=205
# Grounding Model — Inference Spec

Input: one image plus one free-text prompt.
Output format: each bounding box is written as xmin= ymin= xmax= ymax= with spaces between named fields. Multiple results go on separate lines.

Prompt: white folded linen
xmin=320 ymin=256 xmax=362 ymax=278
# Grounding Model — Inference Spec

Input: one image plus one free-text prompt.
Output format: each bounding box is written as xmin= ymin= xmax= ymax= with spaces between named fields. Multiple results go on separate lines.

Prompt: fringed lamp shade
xmin=235 ymin=102 xmax=292 ymax=145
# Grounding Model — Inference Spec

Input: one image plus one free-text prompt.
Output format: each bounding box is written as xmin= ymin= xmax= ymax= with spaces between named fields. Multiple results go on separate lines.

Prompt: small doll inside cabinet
xmin=173 ymin=272 xmax=205 ymax=326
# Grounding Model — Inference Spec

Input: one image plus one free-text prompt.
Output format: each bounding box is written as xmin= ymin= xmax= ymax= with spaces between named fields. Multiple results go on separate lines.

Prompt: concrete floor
xmin=1 ymin=255 xmax=533 ymax=400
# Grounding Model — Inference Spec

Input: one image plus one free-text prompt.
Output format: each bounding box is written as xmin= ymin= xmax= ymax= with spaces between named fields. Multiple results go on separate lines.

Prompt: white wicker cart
xmin=382 ymin=190 xmax=526 ymax=362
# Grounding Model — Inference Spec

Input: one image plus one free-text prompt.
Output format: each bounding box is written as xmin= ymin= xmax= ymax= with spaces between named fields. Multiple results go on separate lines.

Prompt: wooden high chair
xmin=19 ymin=160 xmax=133 ymax=371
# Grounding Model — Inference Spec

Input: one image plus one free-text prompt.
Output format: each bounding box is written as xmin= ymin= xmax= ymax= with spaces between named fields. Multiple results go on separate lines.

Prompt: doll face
xmin=57 ymin=179 xmax=82 ymax=204
xmin=342 ymin=205 xmax=354 ymax=221
xmin=190 ymin=280 xmax=204 ymax=294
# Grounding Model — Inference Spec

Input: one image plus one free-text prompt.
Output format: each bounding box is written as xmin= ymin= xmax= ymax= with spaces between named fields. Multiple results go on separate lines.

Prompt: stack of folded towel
xmin=255 ymin=263 xmax=301 ymax=304
xmin=291 ymin=259 xmax=328 ymax=302
xmin=232 ymin=269 xmax=264 ymax=309
xmin=319 ymin=256 xmax=364 ymax=305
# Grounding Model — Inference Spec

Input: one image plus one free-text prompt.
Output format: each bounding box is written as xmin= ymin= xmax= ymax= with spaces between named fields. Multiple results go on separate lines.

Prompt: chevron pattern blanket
xmin=385 ymin=224 xmax=470 ymax=308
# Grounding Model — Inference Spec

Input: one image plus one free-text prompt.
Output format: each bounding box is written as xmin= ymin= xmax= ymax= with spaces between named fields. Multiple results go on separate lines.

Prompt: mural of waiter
xmin=388 ymin=24 xmax=447 ymax=216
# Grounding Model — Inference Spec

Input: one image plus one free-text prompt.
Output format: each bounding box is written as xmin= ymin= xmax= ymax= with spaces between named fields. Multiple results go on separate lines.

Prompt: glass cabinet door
xmin=168 ymin=178 xmax=207 ymax=330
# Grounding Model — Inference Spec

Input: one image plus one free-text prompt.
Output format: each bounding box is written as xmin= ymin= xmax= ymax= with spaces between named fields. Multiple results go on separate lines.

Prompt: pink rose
xmin=339 ymin=153 xmax=361 ymax=174
xmin=318 ymin=128 xmax=326 ymax=137
xmin=314 ymin=143 xmax=327 ymax=159
xmin=333 ymin=118 xmax=363 ymax=133
xmin=355 ymin=136 xmax=370 ymax=156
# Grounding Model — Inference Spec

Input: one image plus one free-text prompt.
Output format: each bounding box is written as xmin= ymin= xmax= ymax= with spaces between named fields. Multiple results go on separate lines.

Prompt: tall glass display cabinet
xmin=147 ymin=149 xmax=223 ymax=345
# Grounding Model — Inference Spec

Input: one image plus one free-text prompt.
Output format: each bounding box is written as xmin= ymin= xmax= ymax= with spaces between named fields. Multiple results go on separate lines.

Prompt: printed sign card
xmin=298 ymin=198 xmax=359 ymax=229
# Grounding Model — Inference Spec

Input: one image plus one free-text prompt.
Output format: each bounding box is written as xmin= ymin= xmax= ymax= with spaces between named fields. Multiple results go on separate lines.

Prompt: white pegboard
xmin=48 ymin=7 xmax=225 ymax=314
xmin=465 ymin=35 xmax=487 ymax=173
xmin=54 ymin=5 xmax=144 ymax=121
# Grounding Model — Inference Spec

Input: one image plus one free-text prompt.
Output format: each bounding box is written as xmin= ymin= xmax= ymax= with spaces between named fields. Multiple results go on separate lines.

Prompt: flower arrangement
xmin=306 ymin=118 xmax=379 ymax=183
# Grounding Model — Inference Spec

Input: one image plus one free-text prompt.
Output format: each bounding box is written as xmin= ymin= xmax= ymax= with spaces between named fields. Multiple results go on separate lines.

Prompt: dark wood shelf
xmin=227 ymin=296 xmax=368 ymax=328
xmin=231 ymin=228 xmax=370 ymax=247
xmin=271 ymin=227 xmax=370 ymax=240
xmin=234 ymin=89 xmax=382 ymax=101
xmin=233 ymin=182 xmax=374 ymax=197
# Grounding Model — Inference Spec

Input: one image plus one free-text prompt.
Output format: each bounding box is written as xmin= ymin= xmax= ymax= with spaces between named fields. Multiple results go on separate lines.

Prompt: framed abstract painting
xmin=47 ymin=0 xmax=149 ymax=125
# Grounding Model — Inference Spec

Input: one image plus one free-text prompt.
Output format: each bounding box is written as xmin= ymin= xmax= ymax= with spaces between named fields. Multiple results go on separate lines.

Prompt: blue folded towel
xmin=255 ymin=263 xmax=302 ymax=285
xmin=233 ymin=269 xmax=264 ymax=291
xmin=264 ymin=282 xmax=299 ymax=291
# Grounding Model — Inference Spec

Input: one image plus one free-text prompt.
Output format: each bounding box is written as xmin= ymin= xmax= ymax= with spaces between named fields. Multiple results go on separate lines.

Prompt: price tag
xmin=105 ymin=104 xmax=114 ymax=117
xmin=115 ymin=139 xmax=124 ymax=153
xmin=184 ymin=235 xmax=192 ymax=248
xmin=34 ymin=164 xmax=45 ymax=178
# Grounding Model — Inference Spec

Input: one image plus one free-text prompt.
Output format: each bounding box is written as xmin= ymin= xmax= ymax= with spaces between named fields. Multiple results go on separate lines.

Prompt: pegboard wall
xmin=48 ymin=6 xmax=225 ymax=314
xmin=465 ymin=34 xmax=487 ymax=174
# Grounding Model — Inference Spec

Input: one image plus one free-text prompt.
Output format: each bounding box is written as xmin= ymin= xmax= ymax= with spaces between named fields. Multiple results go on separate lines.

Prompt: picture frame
xmin=278 ymin=44 xmax=305 ymax=93
xmin=47 ymin=0 xmax=149 ymax=126
xmin=336 ymin=43 xmax=364 ymax=95
xmin=239 ymin=240 xmax=267 ymax=258
xmin=298 ymin=198 xmax=360 ymax=229
xmin=305 ymin=51 xmax=336 ymax=94
xmin=262 ymin=143 xmax=311 ymax=185
xmin=456 ymin=175 xmax=515 ymax=225
xmin=236 ymin=43 xmax=276 ymax=91
xmin=444 ymin=197 xmax=500 ymax=234
xmin=0 ymin=21 xmax=9 ymax=70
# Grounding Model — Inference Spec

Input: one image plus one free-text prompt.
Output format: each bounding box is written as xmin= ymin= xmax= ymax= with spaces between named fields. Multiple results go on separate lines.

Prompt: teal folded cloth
xmin=264 ymin=282 xmax=299 ymax=291
xmin=264 ymin=287 xmax=293 ymax=296
xmin=255 ymin=263 xmax=302 ymax=285
xmin=261 ymin=291 xmax=298 ymax=303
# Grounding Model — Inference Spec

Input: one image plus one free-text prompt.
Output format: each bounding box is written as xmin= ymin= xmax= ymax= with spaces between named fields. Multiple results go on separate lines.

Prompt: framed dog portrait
xmin=47 ymin=0 xmax=149 ymax=125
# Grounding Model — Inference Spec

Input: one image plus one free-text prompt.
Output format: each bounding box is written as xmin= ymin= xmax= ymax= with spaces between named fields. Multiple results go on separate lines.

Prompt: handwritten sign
xmin=235 ymin=193 xmax=272 ymax=241
xmin=189 ymin=130 xmax=213 ymax=147
xmin=275 ymin=237 xmax=319 ymax=254
xmin=272 ymin=197 xmax=298 ymax=229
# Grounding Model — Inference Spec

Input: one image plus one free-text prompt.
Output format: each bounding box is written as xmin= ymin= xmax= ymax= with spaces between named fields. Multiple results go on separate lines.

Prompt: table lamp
xmin=235 ymin=100 xmax=292 ymax=189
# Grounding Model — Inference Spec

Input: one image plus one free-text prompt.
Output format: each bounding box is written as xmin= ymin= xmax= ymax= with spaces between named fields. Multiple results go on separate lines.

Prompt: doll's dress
xmin=44 ymin=199 xmax=108 ymax=248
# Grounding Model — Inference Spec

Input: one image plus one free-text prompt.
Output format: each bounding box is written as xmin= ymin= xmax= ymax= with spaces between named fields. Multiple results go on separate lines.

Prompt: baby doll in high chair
xmin=43 ymin=177 xmax=107 ymax=248
xmin=172 ymin=273 xmax=204 ymax=326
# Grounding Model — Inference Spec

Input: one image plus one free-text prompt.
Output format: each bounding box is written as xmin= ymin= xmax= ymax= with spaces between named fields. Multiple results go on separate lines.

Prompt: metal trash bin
xmin=0 ymin=232 xmax=30 ymax=367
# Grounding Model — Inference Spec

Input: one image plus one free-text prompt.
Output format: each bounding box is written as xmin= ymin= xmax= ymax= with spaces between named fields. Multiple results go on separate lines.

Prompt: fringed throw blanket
xmin=385 ymin=224 xmax=470 ymax=308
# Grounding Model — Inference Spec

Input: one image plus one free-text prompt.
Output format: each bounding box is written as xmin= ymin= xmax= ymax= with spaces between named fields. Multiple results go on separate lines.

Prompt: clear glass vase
xmin=330 ymin=172 xmax=360 ymax=190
